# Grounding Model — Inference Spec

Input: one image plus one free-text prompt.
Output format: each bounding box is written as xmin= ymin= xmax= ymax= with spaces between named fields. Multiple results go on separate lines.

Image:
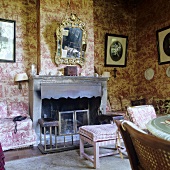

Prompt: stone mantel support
xmin=29 ymin=75 xmax=108 ymax=135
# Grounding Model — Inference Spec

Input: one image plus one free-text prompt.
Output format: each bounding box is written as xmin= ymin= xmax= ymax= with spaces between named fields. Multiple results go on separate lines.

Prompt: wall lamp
xmin=102 ymin=71 xmax=111 ymax=80
xmin=14 ymin=73 xmax=28 ymax=89
xmin=102 ymin=71 xmax=110 ymax=77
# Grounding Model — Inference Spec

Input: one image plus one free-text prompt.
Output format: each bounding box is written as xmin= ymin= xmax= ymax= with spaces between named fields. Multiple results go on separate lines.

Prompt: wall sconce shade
xmin=14 ymin=73 xmax=28 ymax=89
xmin=102 ymin=72 xmax=111 ymax=77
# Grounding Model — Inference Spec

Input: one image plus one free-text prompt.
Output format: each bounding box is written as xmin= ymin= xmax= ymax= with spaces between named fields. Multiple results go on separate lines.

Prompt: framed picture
xmin=105 ymin=33 xmax=128 ymax=67
xmin=0 ymin=18 xmax=16 ymax=62
xmin=156 ymin=26 xmax=170 ymax=65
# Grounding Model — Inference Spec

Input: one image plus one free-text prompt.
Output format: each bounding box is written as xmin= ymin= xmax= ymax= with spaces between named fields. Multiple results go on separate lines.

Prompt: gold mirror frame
xmin=55 ymin=14 xmax=87 ymax=67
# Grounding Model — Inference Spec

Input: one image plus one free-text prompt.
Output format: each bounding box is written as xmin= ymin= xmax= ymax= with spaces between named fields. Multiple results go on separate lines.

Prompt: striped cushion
xmin=79 ymin=124 xmax=117 ymax=142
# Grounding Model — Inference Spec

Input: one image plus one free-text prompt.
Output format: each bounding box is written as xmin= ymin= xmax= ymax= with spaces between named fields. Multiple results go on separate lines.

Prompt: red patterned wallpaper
xmin=136 ymin=0 xmax=170 ymax=100
xmin=93 ymin=0 xmax=137 ymax=99
xmin=0 ymin=0 xmax=170 ymax=112
xmin=39 ymin=0 xmax=94 ymax=76
xmin=0 ymin=0 xmax=37 ymax=104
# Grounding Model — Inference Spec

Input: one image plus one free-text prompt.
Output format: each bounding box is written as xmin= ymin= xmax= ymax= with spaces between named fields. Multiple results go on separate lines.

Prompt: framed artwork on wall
xmin=156 ymin=25 xmax=170 ymax=65
xmin=0 ymin=18 xmax=16 ymax=62
xmin=104 ymin=33 xmax=128 ymax=67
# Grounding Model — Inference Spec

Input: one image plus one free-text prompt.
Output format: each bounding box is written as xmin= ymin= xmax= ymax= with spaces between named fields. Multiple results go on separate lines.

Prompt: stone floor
xmin=4 ymin=147 xmax=131 ymax=170
xmin=4 ymin=146 xmax=42 ymax=162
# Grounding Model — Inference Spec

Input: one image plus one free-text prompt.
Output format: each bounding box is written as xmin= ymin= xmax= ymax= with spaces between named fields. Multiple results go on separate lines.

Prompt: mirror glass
xmin=56 ymin=14 xmax=87 ymax=67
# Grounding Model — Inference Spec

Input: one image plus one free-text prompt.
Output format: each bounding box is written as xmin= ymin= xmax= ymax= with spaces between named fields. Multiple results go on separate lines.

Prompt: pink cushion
xmin=127 ymin=105 xmax=157 ymax=129
xmin=0 ymin=101 xmax=8 ymax=118
xmin=79 ymin=124 xmax=117 ymax=142
xmin=0 ymin=129 xmax=37 ymax=151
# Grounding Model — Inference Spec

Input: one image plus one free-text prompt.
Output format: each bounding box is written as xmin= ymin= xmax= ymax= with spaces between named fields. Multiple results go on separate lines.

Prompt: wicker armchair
xmin=115 ymin=120 xmax=170 ymax=170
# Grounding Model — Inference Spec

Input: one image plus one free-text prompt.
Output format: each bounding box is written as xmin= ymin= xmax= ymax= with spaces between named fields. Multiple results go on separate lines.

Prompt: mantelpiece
xmin=29 ymin=76 xmax=108 ymax=135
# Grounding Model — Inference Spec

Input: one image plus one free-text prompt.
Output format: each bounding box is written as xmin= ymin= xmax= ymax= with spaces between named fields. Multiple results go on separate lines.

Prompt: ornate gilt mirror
xmin=55 ymin=14 xmax=87 ymax=67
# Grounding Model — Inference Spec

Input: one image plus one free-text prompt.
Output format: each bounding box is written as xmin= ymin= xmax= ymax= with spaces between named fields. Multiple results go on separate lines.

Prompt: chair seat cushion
xmin=0 ymin=129 xmax=37 ymax=151
xmin=0 ymin=118 xmax=33 ymax=133
xmin=79 ymin=124 xmax=117 ymax=142
xmin=127 ymin=105 xmax=157 ymax=129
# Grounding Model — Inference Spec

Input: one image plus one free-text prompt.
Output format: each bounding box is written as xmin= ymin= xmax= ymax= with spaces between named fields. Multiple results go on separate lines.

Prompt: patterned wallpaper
xmin=93 ymin=0 xmax=137 ymax=100
xmin=0 ymin=0 xmax=37 ymax=105
xmin=136 ymin=0 xmax=170 ymax=100
xmin=0 ymin=0 xmax=170 ymax=112
xmin=39 ymin=0 xmax=94 ymax=76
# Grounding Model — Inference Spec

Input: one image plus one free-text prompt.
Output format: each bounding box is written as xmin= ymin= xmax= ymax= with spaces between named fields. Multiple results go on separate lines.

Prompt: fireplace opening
xmin=41 ymin=97 xmax=101 ymax=125
xmin=39 ymin=97 xmax=101 ymax=152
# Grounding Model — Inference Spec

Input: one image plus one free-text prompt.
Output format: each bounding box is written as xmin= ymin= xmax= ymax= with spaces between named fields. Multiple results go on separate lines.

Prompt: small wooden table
xmin=146 ymin=115 xmax=170 ymax=141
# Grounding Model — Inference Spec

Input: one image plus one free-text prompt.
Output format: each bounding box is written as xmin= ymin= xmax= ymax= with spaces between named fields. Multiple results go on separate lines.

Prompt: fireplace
xmin=29 ymin=76 xmax=108 ymax=142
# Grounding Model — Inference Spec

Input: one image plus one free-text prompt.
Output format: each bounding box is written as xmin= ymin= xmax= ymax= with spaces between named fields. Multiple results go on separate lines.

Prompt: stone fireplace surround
xmin=29 ymin=76 xmax=108 ymax=141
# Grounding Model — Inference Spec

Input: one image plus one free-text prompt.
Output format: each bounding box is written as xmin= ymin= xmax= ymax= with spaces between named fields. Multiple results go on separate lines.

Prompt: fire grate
xmin=59 ymin=109 xmax=89 ymax=135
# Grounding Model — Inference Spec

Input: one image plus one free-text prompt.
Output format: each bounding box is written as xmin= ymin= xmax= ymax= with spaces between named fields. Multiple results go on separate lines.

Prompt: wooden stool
xmin=79 ymin=123 xmax=121 ymax=169
xmin=38 ymin=118 xmax=59 ymax=153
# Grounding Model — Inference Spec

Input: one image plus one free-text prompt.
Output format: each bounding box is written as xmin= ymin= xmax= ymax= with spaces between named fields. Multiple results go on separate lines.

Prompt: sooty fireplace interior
xmin=42 ymin=97 xmax=101 ymax=127
xmin=42 ymin=97 xmax=101 ymax=137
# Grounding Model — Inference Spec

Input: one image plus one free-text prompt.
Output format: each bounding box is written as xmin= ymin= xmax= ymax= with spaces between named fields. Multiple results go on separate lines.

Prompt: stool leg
xmin=50 ymin=126 xmax=52 ymax=149
xmin=94 ymin=142 xmax=100 ymax=169
xmin=40 ymin=126 xmax=42 ymax=144
xmin=55 ymin=126 xmax=57 ymax=149
xmin=79 ymin=135 xmax=84 ymax=158
xmin=44 ymin=127 xmax=47 ymax=151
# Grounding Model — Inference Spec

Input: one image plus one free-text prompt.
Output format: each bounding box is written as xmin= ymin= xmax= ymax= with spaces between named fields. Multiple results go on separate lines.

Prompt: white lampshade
xmin=14 ymin=73 xmax=28 ymax=82
xmin=102 ymin=72 xmax=110 ymax=77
